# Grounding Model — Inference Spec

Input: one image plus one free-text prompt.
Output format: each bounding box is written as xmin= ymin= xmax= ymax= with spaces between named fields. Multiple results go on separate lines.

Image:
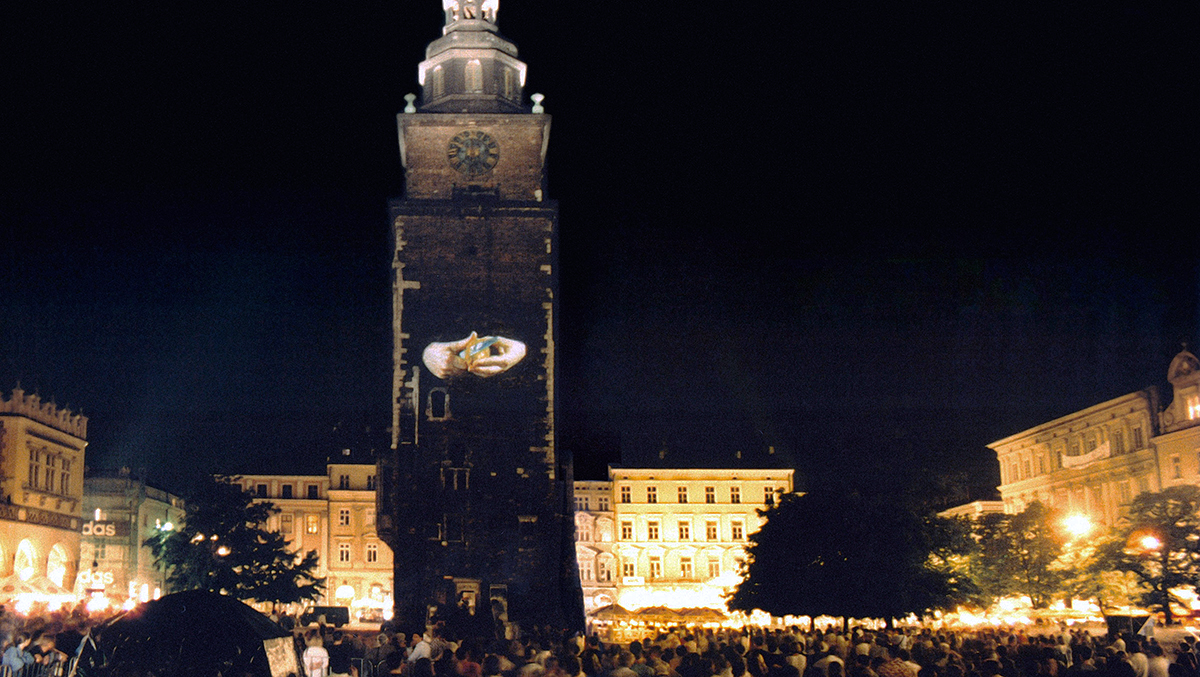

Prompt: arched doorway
xmin=15 ymin=540 xmax=37 ymax=581
xmin=47 ymin=544 xmax=69 ymax=587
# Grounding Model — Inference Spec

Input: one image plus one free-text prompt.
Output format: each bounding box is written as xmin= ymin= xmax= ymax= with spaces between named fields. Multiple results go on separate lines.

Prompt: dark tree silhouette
xmin=145 ymin=475 xmax=324 ymax=604
xmin=728 ymin=488 xmax=975 ymax=626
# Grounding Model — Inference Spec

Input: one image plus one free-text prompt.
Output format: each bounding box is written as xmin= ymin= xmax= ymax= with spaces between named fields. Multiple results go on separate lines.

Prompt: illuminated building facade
xmin=78 ymin=471 xmax=185 ymax=602
xmin=239 ymin=448 xmax=393 ymax=617
xmin=990 ymin=346 xmax=1200 ymax=526
xmin=378 ymin=0 xmax=584 ymax=633
xmin=573 ymin=468 xmax=795 ymax=613
xmin=0 ymin=387 xmax=87 ymax=598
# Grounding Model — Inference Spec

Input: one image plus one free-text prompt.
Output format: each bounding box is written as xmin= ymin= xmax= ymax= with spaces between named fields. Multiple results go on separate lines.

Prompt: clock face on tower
xmin=447 ymin=130 xmax=500 ymax=177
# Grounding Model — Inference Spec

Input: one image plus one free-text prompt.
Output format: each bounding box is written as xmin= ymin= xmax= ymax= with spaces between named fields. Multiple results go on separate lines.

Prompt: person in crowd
xmin=2 ymin=632 xmax=35 ymax=676
xmin=303 ymin=631 xmax=331 ymax=677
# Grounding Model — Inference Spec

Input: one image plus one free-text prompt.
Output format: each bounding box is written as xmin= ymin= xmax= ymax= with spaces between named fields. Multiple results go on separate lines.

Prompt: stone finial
xmin=530 ymin=93 xmax=545 ymax=114
xmin=443 ymin=0 xmax=498 ymax=26
xmin=404 ymin=93 xmax=417 ymax=114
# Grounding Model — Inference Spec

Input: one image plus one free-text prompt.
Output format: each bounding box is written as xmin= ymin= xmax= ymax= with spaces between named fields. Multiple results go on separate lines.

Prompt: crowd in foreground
xmin=4 ymin=602 xmax=1200 ymax=677
xmin=291 ymin=622 xmax=1200 ymax=677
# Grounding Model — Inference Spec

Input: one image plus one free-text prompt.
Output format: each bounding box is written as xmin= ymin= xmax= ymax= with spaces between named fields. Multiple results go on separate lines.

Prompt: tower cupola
xmin=417 ymin=0 xmax=528 ymax=113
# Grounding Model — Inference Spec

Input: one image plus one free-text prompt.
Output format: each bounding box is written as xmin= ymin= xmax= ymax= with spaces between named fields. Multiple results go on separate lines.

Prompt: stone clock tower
xmin=377 ymin=0 xmax=584 ymax=635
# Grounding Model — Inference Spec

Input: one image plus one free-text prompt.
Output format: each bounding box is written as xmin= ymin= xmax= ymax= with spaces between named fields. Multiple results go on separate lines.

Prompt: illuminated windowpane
xmin=680 ymin=557 xmax=693 ymax=579
xmin=706 ymin=521 xmax=718 ymax=541
xmin=306 ymin=514 xmax=320 ymax=534
xmin=708 ymin=558 xmax=720 ymax=578
xmin=623 ymin=562 xmax=635 ymax=578
xmin=649 ymin=557 xmax=661 ymax=579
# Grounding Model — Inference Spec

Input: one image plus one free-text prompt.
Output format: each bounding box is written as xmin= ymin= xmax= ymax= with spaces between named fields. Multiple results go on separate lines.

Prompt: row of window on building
xmin=26 ymin=448 xmax=73 ymax=496
xmin=576 ymin=484 xmax=783 ymax=510
xmin=249 ymin=475 xmax=376 ymax=500
xmin=584 ymin=519 xmax=745 ymax=542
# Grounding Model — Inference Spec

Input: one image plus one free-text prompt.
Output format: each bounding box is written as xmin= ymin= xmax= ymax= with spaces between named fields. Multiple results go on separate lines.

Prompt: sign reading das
xmin=81 ymin=520 xmax=129 ymax=537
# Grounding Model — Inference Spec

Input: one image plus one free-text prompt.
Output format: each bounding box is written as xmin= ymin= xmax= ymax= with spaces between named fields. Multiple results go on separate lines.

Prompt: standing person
xmin=327 ymin=631 xmax=356 ymax=677
xmin=304 ymin=633 xmax=331 ymax=677
xmin=2 ymin=633 xmax=35 ymax=676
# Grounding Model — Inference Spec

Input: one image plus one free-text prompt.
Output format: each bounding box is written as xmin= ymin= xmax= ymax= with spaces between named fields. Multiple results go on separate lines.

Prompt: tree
xmin=1104 ymin=485 xmax=1200 ymax=625
xmin=972 ymin=502 xmax=1064 ymax=608
xmin=728 ymin=488 xmax=977 ymax=625
xmin=145 ymin=475 xmax=324 ymax=604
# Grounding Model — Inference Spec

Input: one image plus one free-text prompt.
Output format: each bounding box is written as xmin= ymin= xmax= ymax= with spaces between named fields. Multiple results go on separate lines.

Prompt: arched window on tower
xmin=428 ymin=388 xmax=449 ymax=420
xmin=465 ymin=60 xmax=483 ymax=93
xmin=503 ymin=68 xmax=516 ymax=100
xmin=431 ymin=65 xmax=445 ymax=99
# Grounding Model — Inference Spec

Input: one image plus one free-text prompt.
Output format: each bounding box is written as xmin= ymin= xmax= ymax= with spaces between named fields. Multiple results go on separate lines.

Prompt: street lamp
xmin=1063 ymin=514 xmax=1093 ymax=540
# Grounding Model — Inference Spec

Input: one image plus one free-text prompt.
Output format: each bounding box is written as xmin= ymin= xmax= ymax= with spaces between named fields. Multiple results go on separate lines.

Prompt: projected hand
xmin=468 ymin=336 xmax=526 ymax=377
xmin=423 ymin=333 xmax=527 ymax=379
xmin=423 ymin=334 xmax=475 ymax=379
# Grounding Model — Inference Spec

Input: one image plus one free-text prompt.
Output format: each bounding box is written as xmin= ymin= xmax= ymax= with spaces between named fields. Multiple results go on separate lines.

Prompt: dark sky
xmin=2 ymin=2 xmax=1195 ymax=497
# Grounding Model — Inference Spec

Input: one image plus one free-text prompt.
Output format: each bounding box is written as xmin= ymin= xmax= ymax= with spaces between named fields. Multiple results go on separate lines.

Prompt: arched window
xmin=465 ymin=60 xmax=483 ymax=93
xmin=428 ymin=388 xmax=449 ymax=420
xmin=15 ymin=540 xmax=37 ymax=581
xmin=47 ymin=544 xmax=69 ymax=587
xmin=431 ymin=65 xmax=445 ymax=99
xmin=503 ymin=68 xmax=516 ymax=100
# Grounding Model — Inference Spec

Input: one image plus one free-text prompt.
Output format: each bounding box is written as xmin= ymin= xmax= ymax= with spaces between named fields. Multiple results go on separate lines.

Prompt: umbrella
xmin=588 ymin=603 xmax=635 ymax=621
xmin=74 ymin=589 xmax=300 ymax=677
xmin=0 ymin=573 xmax=74 ymax=603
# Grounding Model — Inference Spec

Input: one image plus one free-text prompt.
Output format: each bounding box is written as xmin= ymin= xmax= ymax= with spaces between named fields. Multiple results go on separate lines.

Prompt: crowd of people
xmin=0 ymin=605 xmax=89 ymax=676
xmin=6 ymin=602 xmax=1200 ymax=677
xmin=287 ymin=622 xmax=1200 ymax=677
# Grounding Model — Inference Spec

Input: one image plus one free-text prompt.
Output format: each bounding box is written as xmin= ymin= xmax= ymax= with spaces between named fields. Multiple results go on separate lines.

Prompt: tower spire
xmin=418 ymin=0 xmax=528 ymax=113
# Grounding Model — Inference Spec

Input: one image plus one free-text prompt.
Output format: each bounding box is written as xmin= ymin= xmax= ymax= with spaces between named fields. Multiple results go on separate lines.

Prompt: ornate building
xmin=79 ymin=471 xmax=185 ymax=603
xmin=573 ymin=468 xmax=795 ymax=613
xmin=990 ymin=346 xmax=1200 ymax=526
xmin=377 ymin=0 xmax=583 ymax=633
xmin=239 ymin=448 xmax=393 ymax=619
xmin=0 ymin=387 xmax=87 ymax=597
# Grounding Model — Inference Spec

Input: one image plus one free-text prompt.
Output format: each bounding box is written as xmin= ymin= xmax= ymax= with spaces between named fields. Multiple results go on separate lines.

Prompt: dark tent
xmin=75 ymin=590 xmax=300 ymax=677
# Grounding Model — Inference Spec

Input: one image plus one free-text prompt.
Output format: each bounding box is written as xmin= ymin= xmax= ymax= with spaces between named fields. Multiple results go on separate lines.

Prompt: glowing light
xmin=335 ymin=585 xmax=356 ymax=600
xmin=1063 ymin=514 xmax=1093 ymax=539
xmin=122 ymin=598 xmax=137 ymax=610
xmin=162 ymin=522 xmax=173 ymax=531
xmin=216 ymin=545 xmax=231 ymax=557
xmin=191 ymin=533 xmax=205 ymax=543
xmin=1141 ymin=535 xmax=1162 ymax=551
xmin=86 ymin=595 xmax=110 ymax=613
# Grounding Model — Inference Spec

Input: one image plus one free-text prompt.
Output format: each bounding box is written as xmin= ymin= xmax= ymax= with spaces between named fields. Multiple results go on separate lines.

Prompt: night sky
xmin=2 ymin=2 xmax=1195 ymax=498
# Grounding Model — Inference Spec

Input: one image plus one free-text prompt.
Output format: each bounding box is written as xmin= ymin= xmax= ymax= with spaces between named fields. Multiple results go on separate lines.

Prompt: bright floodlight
xmin=1063 ymin=514 xmax=1093 ymax=538
xmin=1141 ymin=535 xmax=1162 ymax=551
